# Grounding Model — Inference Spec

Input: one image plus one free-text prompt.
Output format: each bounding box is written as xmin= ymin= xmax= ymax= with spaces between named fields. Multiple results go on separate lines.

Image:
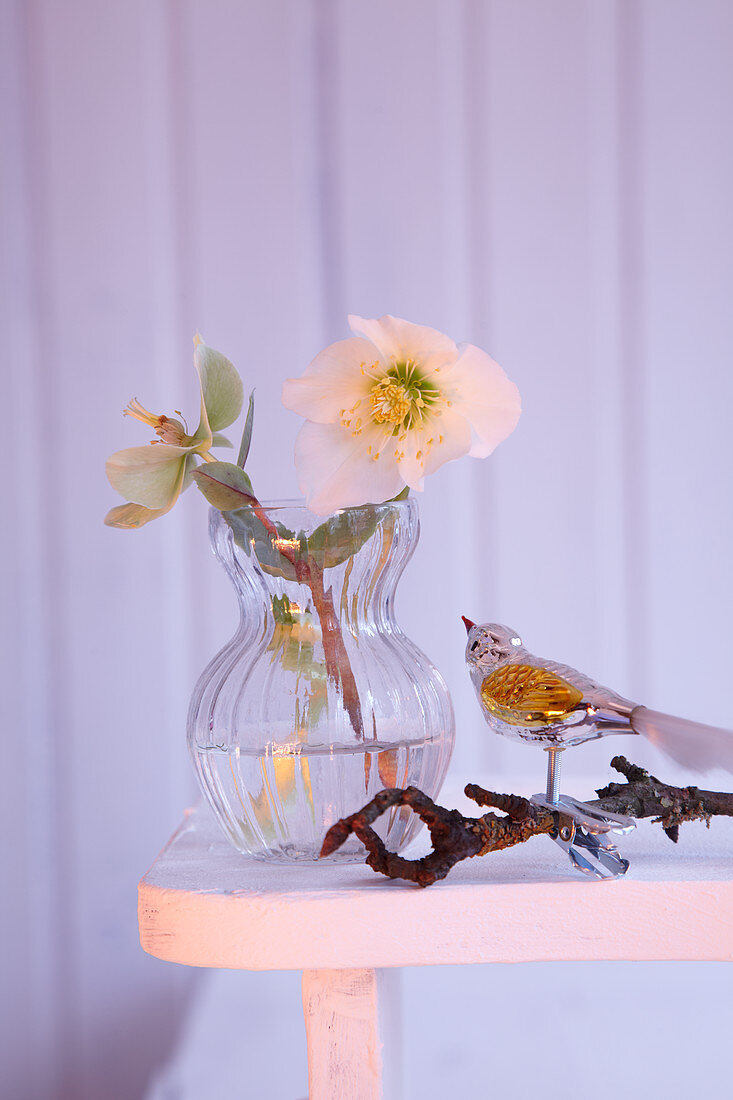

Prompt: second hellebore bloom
xmin=105 ymin=336 xmax=243 ymax=528
xmin=282 ymin=314 xmax=521 ymax=514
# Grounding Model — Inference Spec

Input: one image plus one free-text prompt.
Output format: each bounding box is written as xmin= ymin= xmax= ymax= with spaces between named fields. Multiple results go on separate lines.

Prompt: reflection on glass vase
xmin=187 ymin=497 xmax=454 ymax=863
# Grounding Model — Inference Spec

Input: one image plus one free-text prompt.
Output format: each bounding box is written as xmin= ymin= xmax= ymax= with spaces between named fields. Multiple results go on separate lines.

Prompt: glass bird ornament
xmin=463 ymin=620 xmax=733 ymax=879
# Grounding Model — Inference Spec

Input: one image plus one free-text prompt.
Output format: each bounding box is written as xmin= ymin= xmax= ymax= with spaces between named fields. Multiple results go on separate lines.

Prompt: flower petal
xmin=104 ymin=501 xmax=170 ymax=528
xmin=348 ymin=314 xmax=459 ymax=374
xmin=282 ymin=338 xmax=377 ymax=423
xmin=447 ymin=345 xmax=521 ymax=457
xmin=106 ymin=444 xmax=191 ymax=508
xmin=397 ymin=409 xmax=472 ymax=490
xmin=294 ymin=421 xmax=405 ymax=514
xmin=193 ymin=336 xmax=244 ymax=433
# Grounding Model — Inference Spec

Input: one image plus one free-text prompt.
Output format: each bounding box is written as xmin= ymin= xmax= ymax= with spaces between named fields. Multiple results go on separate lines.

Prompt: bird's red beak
xmin=461 ymin=616 xmax=476 ymax=633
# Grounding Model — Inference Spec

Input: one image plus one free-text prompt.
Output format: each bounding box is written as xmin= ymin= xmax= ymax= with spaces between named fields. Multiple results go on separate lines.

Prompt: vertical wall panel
xmin=470 ymin=1 xmax=616 ymax=778
xmin=643 ymin=0 xmax=733 ymax=733
xmin=586 ymin=1 xmax=633 ymax=696
xmin=482 ymin=0 xmax=596 ymax=652
xmin=616 ymin=0 xmax=650 ymax=707
xmin=9 ymin=1 xmax=198 ymax=1095
xmin=1 ymin=1 xmax=61 ymax=1094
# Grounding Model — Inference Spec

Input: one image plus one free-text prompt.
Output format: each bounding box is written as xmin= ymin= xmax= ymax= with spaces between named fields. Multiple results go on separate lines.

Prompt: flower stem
xmin=246 ymin=498 xmax=365 ymax=741
xmin=296 ymin=556 xmax=364 ymax=742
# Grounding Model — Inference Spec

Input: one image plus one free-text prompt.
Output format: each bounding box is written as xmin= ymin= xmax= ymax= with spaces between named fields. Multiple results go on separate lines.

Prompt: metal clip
xmin=538 ymin=804 xmax=631 ymax=879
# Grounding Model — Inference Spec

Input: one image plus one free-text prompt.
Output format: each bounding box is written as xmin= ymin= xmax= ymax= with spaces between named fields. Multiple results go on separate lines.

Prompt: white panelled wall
xmin=1 ymin=1 xmax=732 ymax=1098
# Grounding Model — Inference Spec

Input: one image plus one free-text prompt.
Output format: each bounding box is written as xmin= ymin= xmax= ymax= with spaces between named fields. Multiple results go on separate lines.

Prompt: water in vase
xmin=196 ymin=735 xmax=447 ymax=862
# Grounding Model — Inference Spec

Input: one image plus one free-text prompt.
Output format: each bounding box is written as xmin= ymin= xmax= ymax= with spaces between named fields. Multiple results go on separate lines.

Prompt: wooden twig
xmin=320 ymin=785 xmax=558 ymax=886
xmin=320 ymin=756 xmax=733 ymax=886
xmin=593 ymin=755 xmax=733 ymax=842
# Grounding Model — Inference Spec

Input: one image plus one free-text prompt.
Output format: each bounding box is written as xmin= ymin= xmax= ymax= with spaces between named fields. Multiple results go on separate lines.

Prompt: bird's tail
xmin=631 ymin=705 xmax=733 ymax=774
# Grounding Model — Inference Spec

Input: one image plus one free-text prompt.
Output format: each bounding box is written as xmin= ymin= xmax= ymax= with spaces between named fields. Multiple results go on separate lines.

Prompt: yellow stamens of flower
xmin=124 ymin=398 xmax=189 ymax=445
xmin=124 ymin=398 xmax=159 ymax=427
xmin=370 ymin=379 xmax=412 ymax=425
xmin=363 ymin=360 xmax=442 ymax=434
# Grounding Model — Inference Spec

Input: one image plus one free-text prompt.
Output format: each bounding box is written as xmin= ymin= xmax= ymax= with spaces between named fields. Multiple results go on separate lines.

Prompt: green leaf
xmin=192 ymin=461 xmax=256 ymax=511
xmin=307 ymin=505 xmax=382 ymax=569
xmin=211 ymin=433 xmax=233 ymax=448
xmin=271 ymin=593 xmax=296 ymax=625
xmin=223 ymin=508 xmax=300 ymax=581
xmin=237 ymin=390 xmax=255 ymax=468
xmin=194 ymin=341 xmax=244 ymax=431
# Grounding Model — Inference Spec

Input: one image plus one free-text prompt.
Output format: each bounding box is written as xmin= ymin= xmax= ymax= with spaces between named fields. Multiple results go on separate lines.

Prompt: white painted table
xmin=139 ymin=803 xmax=733 ymax=1098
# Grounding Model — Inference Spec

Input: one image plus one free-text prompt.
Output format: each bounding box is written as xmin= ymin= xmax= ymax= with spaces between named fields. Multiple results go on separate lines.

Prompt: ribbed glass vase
xmin=187 ymin=498 xmax=454 ymax=862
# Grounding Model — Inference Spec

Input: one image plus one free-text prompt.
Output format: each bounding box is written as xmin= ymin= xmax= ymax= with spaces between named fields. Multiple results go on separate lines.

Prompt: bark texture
xmin=320 ymin=756 xmax=733 ymax=886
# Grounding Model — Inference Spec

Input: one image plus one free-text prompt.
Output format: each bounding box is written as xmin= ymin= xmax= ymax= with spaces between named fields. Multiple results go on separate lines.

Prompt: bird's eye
xmin=470 ymin=640 xmax=479 ymax=652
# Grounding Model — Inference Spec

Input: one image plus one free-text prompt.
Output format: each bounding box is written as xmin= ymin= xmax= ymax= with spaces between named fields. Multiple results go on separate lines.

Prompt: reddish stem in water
xmin=249 ymin=500 xmax=364 ymax=741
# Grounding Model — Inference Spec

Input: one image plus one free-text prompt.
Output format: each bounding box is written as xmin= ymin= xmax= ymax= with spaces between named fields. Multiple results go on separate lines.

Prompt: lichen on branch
xmin=320 ymin=756 xmax=733 ymax=887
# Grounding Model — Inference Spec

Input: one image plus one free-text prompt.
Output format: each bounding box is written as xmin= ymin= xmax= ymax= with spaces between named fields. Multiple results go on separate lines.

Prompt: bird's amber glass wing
xmin=480 ymin=664 xmax=584 ymax=728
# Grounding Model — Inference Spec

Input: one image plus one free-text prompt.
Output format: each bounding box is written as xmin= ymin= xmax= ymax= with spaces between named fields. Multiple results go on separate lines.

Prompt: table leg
xmin=301 ymin=968 xmax=402 ymax=1100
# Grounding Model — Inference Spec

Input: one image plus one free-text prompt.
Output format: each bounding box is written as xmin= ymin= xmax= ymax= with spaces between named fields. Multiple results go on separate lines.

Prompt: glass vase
xmin=187 ymin=497 xmax=454 ymax=862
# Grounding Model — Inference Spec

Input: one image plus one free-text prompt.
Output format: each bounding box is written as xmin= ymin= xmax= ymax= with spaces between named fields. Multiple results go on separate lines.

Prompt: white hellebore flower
xmin=105 ymin=336 xmax=243 ymax=528
xmin=282 ymin=315 xmax=521 ymax=514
